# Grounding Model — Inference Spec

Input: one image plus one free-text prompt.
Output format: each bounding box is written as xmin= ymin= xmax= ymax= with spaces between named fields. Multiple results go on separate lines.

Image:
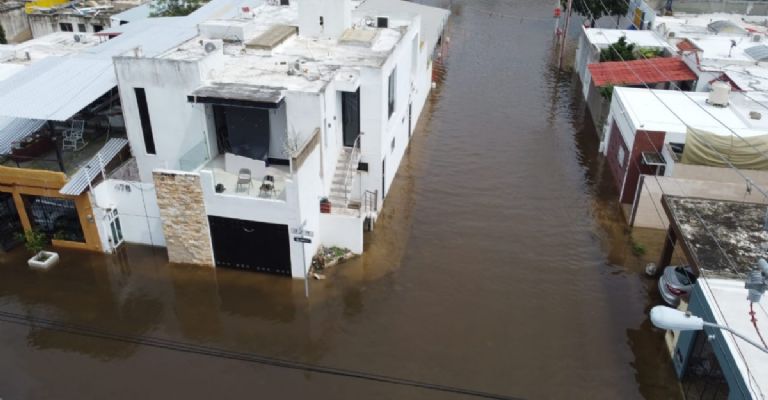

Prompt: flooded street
xmin=0 ymin=1 xmax=683 ymax=399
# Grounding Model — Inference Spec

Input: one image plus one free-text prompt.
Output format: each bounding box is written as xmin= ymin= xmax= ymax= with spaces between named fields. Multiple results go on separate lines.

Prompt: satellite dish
xmin=204 ymin=41 xmax=217 ymax=53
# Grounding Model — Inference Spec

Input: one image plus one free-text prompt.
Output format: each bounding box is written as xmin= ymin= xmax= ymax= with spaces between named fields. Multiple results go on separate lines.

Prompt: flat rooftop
xmin=655 ymin=13 xmax=768 ymax=36
xmin=27 ymin=0 xmax=146 ymax=17
xmin=614 ymin=86 xmax=768 ymax=139
xmin=584 ymin=28 xmax=672 ymax=49
xmin=682 ymin=34 xmax=766 ymax=63
xmin=663 ymin=196 xmax=768 ymax=278
xmin=159 ymin=2 xmax=411 ymax=93
xmin=698 ymin=277 xmax=767 ymax=396
xmin=0 ymin=32 xmax=102 ymax=65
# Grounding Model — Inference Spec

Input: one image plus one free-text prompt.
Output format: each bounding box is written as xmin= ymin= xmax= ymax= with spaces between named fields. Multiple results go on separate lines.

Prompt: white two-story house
xmin=110 ymin=0 xmax=449 ymax=277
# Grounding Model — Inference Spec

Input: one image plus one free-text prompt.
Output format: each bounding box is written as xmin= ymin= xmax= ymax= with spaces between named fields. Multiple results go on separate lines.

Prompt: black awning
xmin=188 ymin=83 xmax=284 ymax=109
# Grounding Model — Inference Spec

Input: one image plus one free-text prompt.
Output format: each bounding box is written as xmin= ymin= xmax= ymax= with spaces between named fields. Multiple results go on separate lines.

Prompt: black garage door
xmin=208 ymin=216 xmax=291 ymax=276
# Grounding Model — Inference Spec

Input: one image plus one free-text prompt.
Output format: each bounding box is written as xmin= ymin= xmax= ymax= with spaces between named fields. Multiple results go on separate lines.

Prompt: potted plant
xmin=19 ymin=230 xmax=59 ymax=269
xmin=320 ymin=197 xmax=331 ymax=214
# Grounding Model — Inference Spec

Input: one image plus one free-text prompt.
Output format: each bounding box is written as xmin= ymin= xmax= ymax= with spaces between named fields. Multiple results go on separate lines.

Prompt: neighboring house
xmin=0 ymin=0 xmax=251 ymax=254
xmin=656 ymin=196 xmax=767 ymax=399
xmin=600 ymin=86 xmax=768 ymax=208
xmin=27 ymin=0 xmax=148 ymax=38
xmin=574 ymin=27 xmax=676 ymax=126
xmin=0 ymin=1 xmax=31 ymax=42
xmin=112 ymin=0 xmax=449 ymax=277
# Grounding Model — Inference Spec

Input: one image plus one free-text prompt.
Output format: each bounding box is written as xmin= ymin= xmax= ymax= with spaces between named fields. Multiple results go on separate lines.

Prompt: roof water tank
xmin=708 ymin=81 xmax=731 ymax=107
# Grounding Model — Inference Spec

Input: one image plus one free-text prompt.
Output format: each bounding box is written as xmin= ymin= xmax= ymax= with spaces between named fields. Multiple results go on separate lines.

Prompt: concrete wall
xmin=0 ymin=5 xmax=31 ymax=43
xmin=115 ymin=56 xmax=212 ymax=182
xmin=153 ymin=171 xmax=214 ymax=266
xmin=93 ymin=179 xmax=165 ymax=248
xmin=28 ymin=13 xmax=110 ymax=38
xmin=646 ymin=0 xmax=768 ymax=15
xmin=319 ymin=212 xmax=363 ymax=253
xmin=297 ymin=0 xmax=351 ymax=39
xmin=631 ymin=164 xmax=768 ymax=229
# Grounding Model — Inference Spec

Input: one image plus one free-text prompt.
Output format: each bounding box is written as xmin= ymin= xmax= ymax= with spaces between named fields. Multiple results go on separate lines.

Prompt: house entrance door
xmin=342 ymin=89 xmax=361 ymax=147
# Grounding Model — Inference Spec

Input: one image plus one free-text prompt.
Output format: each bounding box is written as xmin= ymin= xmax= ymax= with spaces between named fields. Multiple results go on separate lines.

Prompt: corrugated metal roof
xmin=0 ymin=0 xmax=257 ymax=122
xmin=0 ymin=117 xmax=46 ymax=155
xmin=0 ymin=56 xmax=117 ymax=121
xmin=746 ymin=45 xmax=768 ymax=62
xmin=59 ymin=138 xmax=129 ymax=195
xmin=110 ymin=3 xmax=151 ymax=23
xmin=588 ymin=57 xmax=697 ymax=87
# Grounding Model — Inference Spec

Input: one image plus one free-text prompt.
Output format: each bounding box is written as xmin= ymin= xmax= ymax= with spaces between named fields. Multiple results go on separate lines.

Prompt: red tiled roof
xmin=588 ymin=57 xmax=698 ymax=87
xmin=676 ymin=39 xmax=698 ymax=52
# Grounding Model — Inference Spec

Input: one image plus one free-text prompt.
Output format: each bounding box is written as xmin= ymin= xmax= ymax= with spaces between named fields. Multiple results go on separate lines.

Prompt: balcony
xmin=200 ymin=154 xmax=290 ymax=201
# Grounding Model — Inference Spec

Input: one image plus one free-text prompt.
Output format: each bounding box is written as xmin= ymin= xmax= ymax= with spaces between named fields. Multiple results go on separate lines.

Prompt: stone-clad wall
xmin=153 ymin=171 xmax=214 ymax=266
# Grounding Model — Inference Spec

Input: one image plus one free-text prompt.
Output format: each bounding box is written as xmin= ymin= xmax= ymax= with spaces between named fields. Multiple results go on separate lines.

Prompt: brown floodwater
xmin=0 ymin=1 xmax=685 ymax=399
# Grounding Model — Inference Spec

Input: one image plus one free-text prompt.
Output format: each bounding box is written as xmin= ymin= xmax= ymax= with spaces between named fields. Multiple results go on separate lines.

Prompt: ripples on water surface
xmin=0 ymin=1 xmax=683 ymax=399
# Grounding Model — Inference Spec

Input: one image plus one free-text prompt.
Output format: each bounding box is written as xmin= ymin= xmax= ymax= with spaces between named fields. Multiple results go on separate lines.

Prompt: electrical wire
xmin=572 ymin=1 xmax=767 ymax=396
xmin=0 ymin=308 xmax=523 ymax=400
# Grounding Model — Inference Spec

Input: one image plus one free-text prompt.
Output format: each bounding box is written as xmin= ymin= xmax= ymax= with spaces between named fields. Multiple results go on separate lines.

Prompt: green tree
xmin=599 ymin=36 xmax=636 ymax=62
xmin=150 ymin=0 xmax=207 ymax=17
xmin=0 ymin=23 xmax=7 ymax=45
xmin=563 ymin=0 xmax=629 ymax=28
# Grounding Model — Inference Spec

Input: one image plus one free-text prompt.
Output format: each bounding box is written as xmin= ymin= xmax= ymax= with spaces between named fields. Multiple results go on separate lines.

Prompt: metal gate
xmin=208 ymin=216 xmax=291 ymax=276
xmin=0 ymin=192 xmax=23 ymax=250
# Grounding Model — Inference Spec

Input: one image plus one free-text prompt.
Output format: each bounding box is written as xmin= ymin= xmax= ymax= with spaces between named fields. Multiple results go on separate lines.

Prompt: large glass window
xmin=59 ymin=23 xmax=73 ymax=32
xmin=388 ymin=68 xmax=396 ymax=118
xmin=213 ymin=105 xmax=271 ymax=161
xmin=22 ymin=196 xmax=84 ymax=242
xmin=134 ymin=88 xmax=156 ymax=155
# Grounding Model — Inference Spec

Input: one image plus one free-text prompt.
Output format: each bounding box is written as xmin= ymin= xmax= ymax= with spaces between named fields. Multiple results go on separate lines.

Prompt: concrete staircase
xmin=329 ymin=147 xmax=360 ymax=212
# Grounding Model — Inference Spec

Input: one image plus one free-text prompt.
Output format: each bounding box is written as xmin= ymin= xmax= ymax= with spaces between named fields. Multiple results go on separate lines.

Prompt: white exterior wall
xmin=0 ymin=5 xmax=31 ymax=43
xmin=28 ymin=14 xmax=110 ymax=38
xmin=297 ymin=0 xmax=351 ymax=39
xmin=114 ymin=56 xmax=215 ymax=183
xmin=93 ymin=179 xmax=166 ymax=248
xmin=319 ymin=213 xmax=363 ymax=253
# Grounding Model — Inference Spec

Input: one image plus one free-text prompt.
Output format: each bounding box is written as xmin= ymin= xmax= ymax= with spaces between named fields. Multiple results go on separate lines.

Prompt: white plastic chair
xmin=62 ymin=119 xmax=86 ymax=151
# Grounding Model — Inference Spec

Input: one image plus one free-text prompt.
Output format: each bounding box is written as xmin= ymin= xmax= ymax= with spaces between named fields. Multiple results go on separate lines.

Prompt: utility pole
xmin=558 ymin=0 xmax=573 ymax=70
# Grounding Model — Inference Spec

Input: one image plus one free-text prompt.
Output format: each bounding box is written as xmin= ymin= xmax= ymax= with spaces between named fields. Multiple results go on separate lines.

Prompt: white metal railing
xmin=343 ymin=134 xmax=361 ymax=204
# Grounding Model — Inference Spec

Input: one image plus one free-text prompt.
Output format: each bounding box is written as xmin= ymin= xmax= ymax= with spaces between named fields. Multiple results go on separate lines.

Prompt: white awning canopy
xmin=0 ymin=117 xmax=46 ymax=155
xmin=59 ymin=138 xmax=129 ymax=195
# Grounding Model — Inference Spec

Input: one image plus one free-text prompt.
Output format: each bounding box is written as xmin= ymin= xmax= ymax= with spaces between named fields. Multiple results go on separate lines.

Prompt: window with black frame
xmin=213 ymin=105 xmax=271 ymax=162
xmin=388 ymin=68 xmax=396 ymax=118
xmin=22 ymin=196 xmax=84 ymax=242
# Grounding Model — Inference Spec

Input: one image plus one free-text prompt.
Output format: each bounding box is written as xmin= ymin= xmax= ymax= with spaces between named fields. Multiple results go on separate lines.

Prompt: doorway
xmin=342 ymin=89 xmax=361 ymax=147
xmin=0 ymin=192 xmax=23 ymax=250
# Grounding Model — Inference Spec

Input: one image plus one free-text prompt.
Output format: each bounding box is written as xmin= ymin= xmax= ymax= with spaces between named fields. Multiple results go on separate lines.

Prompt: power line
xmin=0 ymin=309 xmax=523 ymax=400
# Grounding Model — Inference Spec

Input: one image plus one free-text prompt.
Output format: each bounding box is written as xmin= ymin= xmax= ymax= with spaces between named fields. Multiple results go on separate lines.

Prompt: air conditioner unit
xmin=200 ymin=39 xmax=220 ymax=54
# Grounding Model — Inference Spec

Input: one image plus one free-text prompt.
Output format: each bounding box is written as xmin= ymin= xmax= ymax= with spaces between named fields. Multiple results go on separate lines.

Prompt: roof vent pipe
xmin=707 ymin=80 xmax=731 ymax=107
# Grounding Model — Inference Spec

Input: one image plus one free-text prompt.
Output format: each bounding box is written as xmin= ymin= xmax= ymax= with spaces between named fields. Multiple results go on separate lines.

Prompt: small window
xmin=120 ymin=20 xmax=129 ymax=25
xmin=388 ymin=68 xmax=396 ymax=118
xmin=280 ymin=0 xmax=290 ymax=5
xmin=93 ymin=24 xmax=103 ymax=32
xmin=77 ymin=23 xmax=86 ymax=32
xmin=134 ymin=88 xmax=156 ymax=155
xmin=59 ymin=23 xmax=73 ymax=32
xmin=391 ymin=137 xmax=396 ymax=152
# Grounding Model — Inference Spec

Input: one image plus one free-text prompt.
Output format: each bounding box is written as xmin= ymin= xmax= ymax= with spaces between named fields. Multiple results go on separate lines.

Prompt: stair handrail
xmin=343 ymin=134 xmax=361 ymax=204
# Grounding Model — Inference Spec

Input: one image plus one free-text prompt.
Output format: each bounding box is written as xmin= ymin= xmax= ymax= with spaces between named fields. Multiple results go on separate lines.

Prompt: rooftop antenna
xmin=729 ymin=39 xmax=737 ymax=57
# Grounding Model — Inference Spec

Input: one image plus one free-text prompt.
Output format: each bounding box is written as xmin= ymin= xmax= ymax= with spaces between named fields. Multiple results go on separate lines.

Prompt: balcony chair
xmin=236 ymin=168 xmax=252 ymax=193
xmin=62 ymin=120 xmax=87 ymax=152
